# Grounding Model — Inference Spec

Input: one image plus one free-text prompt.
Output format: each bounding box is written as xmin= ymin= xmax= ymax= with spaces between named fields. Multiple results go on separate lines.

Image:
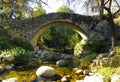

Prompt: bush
xmin=98 ymin=67 xmax=115 ymax=77
xmin=74 ymin=39 xmax=88 ymax=56
xmin=12 ymin=38 xmax=34 ymax=51
xmin=80 ymin=54 xmax=97 ymax=69
xmin=89 ymin=39 xmax=103 ymax=53
xmin=0 ymin=39 xmax=15 ymax=50
xmin=1 ymin=48 xmax=30 ymax=66
xmin=110 ymin=57 xmax=120 ymax=67
xmin=0 ymin=38 xmax=33 ymax=51
xmin=110 ymin=46 xmax=120 ymax=67
xmin=112 ymin=46 xmax=120 ymax=56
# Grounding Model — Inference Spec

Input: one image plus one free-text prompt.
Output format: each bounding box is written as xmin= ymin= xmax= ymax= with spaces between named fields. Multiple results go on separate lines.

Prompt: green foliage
xmin=80 ymin=55 xmax=95 ymax=69
xmin=98 ymin=67 xmax=115 ymax=77
xmin=0 ymin=0 xmax=46 ymax=20
xmin=48 ymin=26 xmax=76 ymax=48
xmin=3 ymin=26 xmax=10 ymax=30
xmin=110 ymin=46 xmax=120 ymax=67
xmin=110 ymin=57 xmax=120 ymax=67
xmin=12 ymin=38 xmax=34 ymax=51
xmin=57 ymin=5 xmax=74 ymax=13
xmin=69 ymin=33 xmax=81 ymax=47
xmin=0 ymin=38 xmax=33 ymax=51
xmin=1 ymin=48 xmax=30 ymax=66
xmin=39 ymin=29 xmax=52 ymax=43
xmin=37 ymin=59 xmax=44 ymax=65
xmin=44 ymin=54 xmax=57 ymax=61
xmin=112 ymin=46 xmax=120 ymax=56
xmin=28 ymin=2 xmax=46 ymax=18
xmin=89 ymin=39 xmax=103 ymax=53
xmin=0 ymin=0 xmax=27 ymax=20
xmin=74 ymin=39 xmax=88 ymax=56
xmin=74 ymin=43 xmax=84 ymax=56
xmin=39 ymin=26 xmax=77 ymax=49
xmin=0 ymin=39 xmax=15 ymax=50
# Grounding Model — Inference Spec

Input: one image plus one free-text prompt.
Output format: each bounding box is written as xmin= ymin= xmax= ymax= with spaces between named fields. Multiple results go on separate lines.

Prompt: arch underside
xmin=30 ymin=21 xmax=89 ymax=50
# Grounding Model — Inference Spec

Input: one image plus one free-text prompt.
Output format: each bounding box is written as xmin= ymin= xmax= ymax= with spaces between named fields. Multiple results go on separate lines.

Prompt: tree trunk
xmin=105 ymin=8 xmax=116 ymax=48
xmin=104 ymin=0 xmax=116 ymax=49
xmin=109 ymin=15 xmax=116 ymax=48
xmin=100 ymin=0 xmax=104 ymax=17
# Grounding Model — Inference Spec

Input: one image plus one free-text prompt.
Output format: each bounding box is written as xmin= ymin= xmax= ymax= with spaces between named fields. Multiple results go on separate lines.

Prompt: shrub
xmin=110 ymin=46 xmax=120 ymax=67
xmin=80 ymin=56 xmax=91 ymax=69
xmin=12 ymin=38 xmax=33 ymax=51
xmin=1 ymin=48 xmax=30 ymax=66
xmin=0 ymin=39 xmax=15 ymax=50
xmin=74 ymin=39 xmax=88 ymax=56
xmin=98 ymin=67 xmax=115 ymax=77
xmin=0 ymin=38 xmax=33 ymax=51
xmin=112 ymin=46 xmax=120 ymax=56
xmin=89 ymin=39 xmax=103 ymax=53
xmin=80 ymin=54 xmax=97 ymax=69
xmin=110 ymin=56 xmax=120 ymax=67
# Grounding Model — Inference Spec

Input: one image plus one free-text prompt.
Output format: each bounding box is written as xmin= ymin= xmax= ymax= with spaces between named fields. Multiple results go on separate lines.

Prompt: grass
xmin=91 ymin=66 xmax=115 ymax=77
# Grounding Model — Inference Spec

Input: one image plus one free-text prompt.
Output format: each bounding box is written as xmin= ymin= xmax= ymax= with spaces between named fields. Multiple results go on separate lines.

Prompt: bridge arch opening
xmin=30 ymin=21 xmax=89 ymax=50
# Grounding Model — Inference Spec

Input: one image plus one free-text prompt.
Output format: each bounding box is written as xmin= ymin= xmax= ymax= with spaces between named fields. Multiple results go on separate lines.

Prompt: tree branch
xmin=113 ymin=9 xmax=120 ymax=16
xmin=39 ymin=0 xmax=48 ymax=5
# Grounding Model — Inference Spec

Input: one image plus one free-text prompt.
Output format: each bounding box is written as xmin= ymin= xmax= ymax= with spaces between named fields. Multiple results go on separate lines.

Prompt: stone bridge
xmin=0 ymin=13 xmax=110 ymax=50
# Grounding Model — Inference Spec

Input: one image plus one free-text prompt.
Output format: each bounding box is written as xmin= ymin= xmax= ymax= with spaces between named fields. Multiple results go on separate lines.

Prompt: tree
xmin=103 ymin=0 xmax=120 ymax=48
xmin=63 ymin=0 xmax=120 ymax=48
xmin=28 ymin=2 xmax=46 ymax=18
xmin=0 ymin=0 xmax=47 ymax=20
xmin=57 ymin=5 xmax=74 ymax=13
xmin=0 ymin=0 xmax=31 ymax=20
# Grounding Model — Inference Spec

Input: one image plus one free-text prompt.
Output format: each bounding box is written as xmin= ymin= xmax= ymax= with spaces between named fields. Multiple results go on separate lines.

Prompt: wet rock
xmin=64 ymin=55 xmax=73 ymax=60
xmin=109 ymin=50 xmax=115 ymax=57
xmin=111 ymin=75 xmax=120 ymax=82
xmin=5 ymin=65 xmax=13 ymax=70
xmin=100 ymin=57 xmax=110 ymax=67
xmin=45 ymin=54 xmax=58 ymax=61
xmin=76 ymin=80 xmax=84 ymax=82
xmin=61 ymin=75 xmax=71 ymax=82
xmin=4 ymin=54 xmax=14 ymax=61
xmin=83 ymin=69 xmax=90 ymax=75
xmin=98 ymin=53 xmax=108 ymax=58
xmin=73 ymin=68 xmax=79 ymax=72
xmin=75 ymin=69 xmax=83 ymax=75
xmin=32 ymin=76 xmax=56 ymax=82
xmin=61 ymin=76 xmax=68 ymax=82
xmin=84 ymin=75 xmax=105 ymax=82
xmin=92 ymin=59 xmax=99 ymax=66
xmin=36 ymin=66 xmax=55 ymax=77
xmin=2 ymin=78 xmax=17 ymax=82
xmin=0 ymin=66 xmax=5 ymax=73
xmin=56 ymin=59 xmax=68 ymax=67
xmin=32 ymin=74 xmax=62 ymax=82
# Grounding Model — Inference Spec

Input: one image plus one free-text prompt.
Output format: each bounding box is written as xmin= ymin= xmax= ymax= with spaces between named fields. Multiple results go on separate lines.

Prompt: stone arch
xmin=0 ymin=13 xmax=102 ymax=51
xmin=30 ymin=21 xmax=89 ymax=50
